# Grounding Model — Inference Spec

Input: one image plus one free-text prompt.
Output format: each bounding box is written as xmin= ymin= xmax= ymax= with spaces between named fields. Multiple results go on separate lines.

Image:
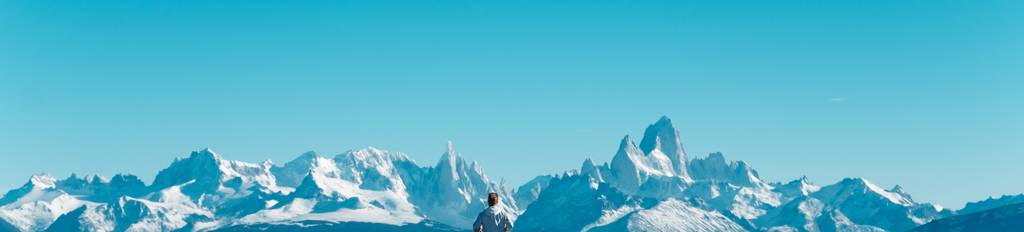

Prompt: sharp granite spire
xmin=638 ymin=116 xmax=690 ymax=181
xmin=437 ymin=140 xmax=461 ymax=182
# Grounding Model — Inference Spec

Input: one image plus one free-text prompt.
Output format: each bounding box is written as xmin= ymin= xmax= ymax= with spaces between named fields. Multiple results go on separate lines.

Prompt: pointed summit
xmin=609 ymin=135 xmax=644 ymax=193
xmin=582 ymin=158 xmax=596 ymax=169
xmin=436 ymin=140 xmax=462 ymax=182
xmin=618 ymin=135 xmax=635 ymax=151
xmin=28 ymin=174 xmax=57 ymax=189
xmin=814 ymin=178 xmax=914 ymax=206
xmin=442 ymin=140 xmax=457 ymax=158
xmin=778 ymin=175 xmax=820 ymax=197
xmin=638 ymin=116 xmax=680 ymax=153
xmin=613 ymin=135 xmax=654 ymax=164
xmin=189 ymin=148 xmax=223 ymax=163
xmin=638 ymin=116 xmax=689 ymax=179
xmin=297 ymin=150 xmax=318 ymax=160
xmin=611 ymin=136 xmax=643 ymax=173
xmin=580 ymin=158 xmax=604 ymax=182
xmin=688 ymin=152 xmax=764 ymax=187
xmin=890 ymin=185 xmax=905 ymax=193
xmin=890 ymin=185 xmax=914 ymax=201
xmin=440 ymin=140 xmax=459 ymax=165
xmin=151 ymin=149 xmax=227 ymax=191
xmin=272 ymin=151 xmax=325 ymax=188
xmin=150 ymin=148 xmax=278 ymax=195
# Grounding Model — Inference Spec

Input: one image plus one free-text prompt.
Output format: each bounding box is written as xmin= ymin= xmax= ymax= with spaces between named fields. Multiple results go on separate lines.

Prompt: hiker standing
xmin=472 ymin=192 xmax=513 ymax=232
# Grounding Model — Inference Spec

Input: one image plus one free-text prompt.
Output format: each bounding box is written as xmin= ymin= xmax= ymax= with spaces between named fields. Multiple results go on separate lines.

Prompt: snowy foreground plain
xmin=1 ymin=117 xmax=1020 ymax=232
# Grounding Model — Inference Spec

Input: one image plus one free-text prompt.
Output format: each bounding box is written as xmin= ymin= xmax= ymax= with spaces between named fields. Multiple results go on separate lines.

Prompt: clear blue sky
xmin=1 ymin=0 xmax=1020 ymax=208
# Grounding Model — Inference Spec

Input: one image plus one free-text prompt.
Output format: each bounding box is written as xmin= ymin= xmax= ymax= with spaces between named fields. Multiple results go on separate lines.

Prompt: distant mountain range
xmin=911 ymin=202 xmax=1024 ymax=232
xmin=0 ymin=116 xmax=1019 ymax=231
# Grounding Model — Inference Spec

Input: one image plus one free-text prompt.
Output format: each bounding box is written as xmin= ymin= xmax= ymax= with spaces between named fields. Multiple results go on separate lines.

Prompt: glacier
xmin=0 ymin=116 xmax=1016 ymax=231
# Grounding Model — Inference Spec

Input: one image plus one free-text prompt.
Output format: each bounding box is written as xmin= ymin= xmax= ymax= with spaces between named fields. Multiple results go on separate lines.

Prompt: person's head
xmin=487 ymin=192 xmax=499 ymax=207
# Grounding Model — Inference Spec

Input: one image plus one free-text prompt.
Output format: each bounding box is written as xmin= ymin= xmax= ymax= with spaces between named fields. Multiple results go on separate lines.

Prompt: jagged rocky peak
xmin=610 ymin=133 xmax=690 ymax=194
xmin=890 ymin=185 xmax=914 ymax=201
xmin=271 ymin=150 xmax=323 ymax=188
xmin=336 ymin=146 xmax=414 ymax=170
xmin=776 ymin=175 xmax=821 ymax=198
xmin=290 ymin=171 xmax=329 ymax=198
xmin=688 ymin=152 xmax=766 ymax=188
xmin=606 ymin=117 xmax=698 ymax=186
xmin=434 ymin=140 xmax=487 ymax=183
xmin=335 ymin=147 xmax=420 ymax=192
xmin=611 ymin=135 xmax=656 ymax=166
xmin=1 ymin=174 xmax=57 ymax=202
xmin=55 ymin=173 xmax=147 ymax=200
xmin=151 ymin=148 xmax=280 ymax=198
xmin=0 ymin=174 xmax=60 ymax=205
xmin=341 ymin=147 xmax=385 ymax=160
xmin=579 ymin=158 xmax=604 ymax=182
xmin=306 ymin=155 xmax=343 ymax=178
xmin=295 ymin=150 xmax=320 ymax=161
xmin=59 ymin=173 xmax=106 ymax=185
xmin=615 ymin=135 xmax=637 ymax=155
xmin=609 ymin=135 xmax=642 ymax=191
xmin=815 ymin=177 xmax=916 ymax=206
xmin=513 ymin=175 xmax=555 ymax=210
xmin=890 ymin=185 xmax=904 ymax=193
xmin=787 ymin=176 xmax=815 ymax=188
xmin=706 ymin=151 xmax=727 ymax=163
xmin=150 ymin=148 xmax=227 ymax=189
xmin=28 ymin=173 xmax=58 ymax=189
xmin=834 ymin=178 xmax=883 ymax=191
xmin=439 ymin=141 xmax=459 ymax=168
xmin=638 ymin=115 xmax=689 ymax=178
xmin=580 ymin=158 xmax=597 ymax=173
xmin=405 ymin=140 xmax=518 ymax=229
xmin=191 ymin=147 xmax=223 ymax=162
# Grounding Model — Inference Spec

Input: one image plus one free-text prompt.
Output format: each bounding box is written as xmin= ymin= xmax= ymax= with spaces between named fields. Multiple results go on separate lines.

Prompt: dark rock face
xmin=911 ymin=202 xmax=1024 ymax=232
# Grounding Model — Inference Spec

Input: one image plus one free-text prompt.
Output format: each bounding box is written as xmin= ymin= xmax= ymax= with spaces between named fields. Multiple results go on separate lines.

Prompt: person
xmin=472 ymin=192 xmax=513 ymax=232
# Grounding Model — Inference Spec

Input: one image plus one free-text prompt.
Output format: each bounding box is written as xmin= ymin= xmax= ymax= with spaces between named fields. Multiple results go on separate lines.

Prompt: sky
xmin=0 ymin=0 xmax=1021 ymax=208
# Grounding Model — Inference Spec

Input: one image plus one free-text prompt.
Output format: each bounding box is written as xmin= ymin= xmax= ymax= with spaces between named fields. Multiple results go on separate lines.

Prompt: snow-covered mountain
xmin=0 ymin=116 xmax=1014 ymax=231
xmin=0 ymin=175 xmax=89 ymax=232
xmin=607 ymin=117 xmax=693 ymax=195
xmin=515 ymin=170 xmax=746 ymax=232
xmin=2 ymin=142 xmax=517 ymax=232
xmin=755 ymin=178 xmax=949 ymax=232
xmin=514 ymin=116 xmax=956 ymax=232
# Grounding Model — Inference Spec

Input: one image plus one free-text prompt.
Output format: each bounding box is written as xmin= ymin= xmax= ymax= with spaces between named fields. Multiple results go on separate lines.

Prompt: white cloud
xmin=829 ymin=97 xmax=848 ymax=103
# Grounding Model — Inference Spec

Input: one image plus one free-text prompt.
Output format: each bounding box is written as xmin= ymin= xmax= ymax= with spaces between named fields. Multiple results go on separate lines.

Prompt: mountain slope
xmin=588 ymin=198 xmax=746 ymax=232
xmin=238 ymin=153 xmax=421 ymax=226
xmin=0 ymin=218 xmax=18 ymax=232
xmin=516 ymin=172 xmax=645 ymax=232
xmin=0 ymin=174 xmax=89 ymax=232
xmin=958 ymin=194 xmax=1024 ymax=215
xmin=911 ymin=202 xmax=1024 ymax=232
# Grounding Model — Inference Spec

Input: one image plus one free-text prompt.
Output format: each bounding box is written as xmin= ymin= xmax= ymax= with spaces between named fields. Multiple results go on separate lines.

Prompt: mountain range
xmin=0 ymin=116 xmax=1017 ymax=231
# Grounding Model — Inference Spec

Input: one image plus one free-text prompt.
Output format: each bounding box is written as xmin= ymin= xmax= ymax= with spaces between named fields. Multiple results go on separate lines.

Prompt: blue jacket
xmin=472 ymin=206 xmax=513 ymax=232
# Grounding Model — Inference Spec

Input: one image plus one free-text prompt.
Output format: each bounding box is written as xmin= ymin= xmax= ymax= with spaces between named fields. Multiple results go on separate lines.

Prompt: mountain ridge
xmin=0 ymin=116 xmax=1016 ymax=231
